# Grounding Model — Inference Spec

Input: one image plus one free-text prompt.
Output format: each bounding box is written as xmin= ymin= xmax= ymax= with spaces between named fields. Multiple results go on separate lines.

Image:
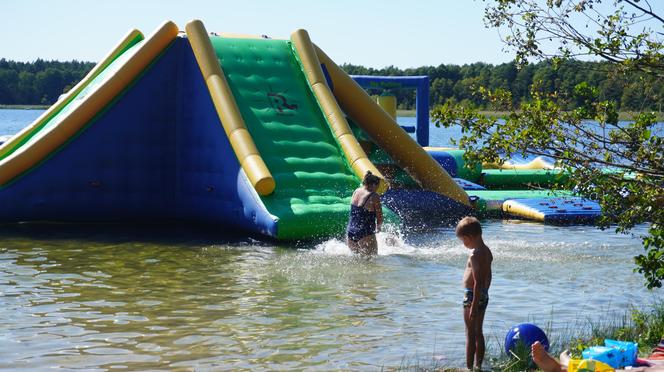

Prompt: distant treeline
xmin=0 ymin=59 xmax=94 ymax=105
xmin=342 ymin=60 xmax=663 ymax=112
xmin=0 ymin=58 xmax=661 ymax=111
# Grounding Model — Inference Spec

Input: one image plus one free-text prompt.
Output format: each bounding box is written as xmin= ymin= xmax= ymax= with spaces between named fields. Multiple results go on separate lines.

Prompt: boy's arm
xmin=470 ymin=253 xmax=487 ymax=317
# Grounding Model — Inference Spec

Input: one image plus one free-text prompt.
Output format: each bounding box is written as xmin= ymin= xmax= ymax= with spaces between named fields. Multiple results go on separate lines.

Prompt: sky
xmin=1 ymin=0 xmax=514 ymax=68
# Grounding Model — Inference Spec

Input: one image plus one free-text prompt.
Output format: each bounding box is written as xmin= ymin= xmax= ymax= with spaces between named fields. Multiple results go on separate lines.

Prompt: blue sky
xmin=1 ymin=0 xmax=512 ymax=68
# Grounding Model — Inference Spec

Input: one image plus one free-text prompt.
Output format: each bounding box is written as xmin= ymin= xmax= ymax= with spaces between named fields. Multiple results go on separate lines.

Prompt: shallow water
xmin=0 ymin=110 xmax=660 ymax=370
xmin=0 ymin=108 xmax=43 ymax=137
xmin=0 ymin=223 xmax=656 ymax=370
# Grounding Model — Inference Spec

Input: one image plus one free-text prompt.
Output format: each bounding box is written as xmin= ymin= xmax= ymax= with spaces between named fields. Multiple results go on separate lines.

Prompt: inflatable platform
xmin=0 ymin=20 xmax=470 ymax=240
xmin=424 ymin=147 xmax=602 ymax=223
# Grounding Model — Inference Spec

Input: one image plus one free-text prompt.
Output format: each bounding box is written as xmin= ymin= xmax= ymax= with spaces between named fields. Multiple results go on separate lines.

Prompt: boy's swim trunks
xmin=463 ymin=288 xmax=489 ymax=310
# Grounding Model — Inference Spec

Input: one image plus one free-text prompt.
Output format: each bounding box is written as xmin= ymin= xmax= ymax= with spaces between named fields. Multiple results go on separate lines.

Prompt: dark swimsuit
xmin=463 ymin=288 xmax=489 ymax=310
xmin=346 ymin=192 xmax=377 ymax=242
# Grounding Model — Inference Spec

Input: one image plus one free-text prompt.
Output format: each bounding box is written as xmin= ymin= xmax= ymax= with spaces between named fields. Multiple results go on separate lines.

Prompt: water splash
xmin=312 ymin=231 xmax=458 ymax=258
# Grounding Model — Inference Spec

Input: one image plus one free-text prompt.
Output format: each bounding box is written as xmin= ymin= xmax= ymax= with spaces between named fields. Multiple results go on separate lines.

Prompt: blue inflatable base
xmin=425 ymin=150 xmax=458 ymax=176
xmin=505 ymin=197 xmax=601 ymax=224
xmin=0 ymin=38 xmax=279 ymax=239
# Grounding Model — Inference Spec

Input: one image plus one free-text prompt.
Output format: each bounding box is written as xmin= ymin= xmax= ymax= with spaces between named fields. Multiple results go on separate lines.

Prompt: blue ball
xmin=504 ymin=323 xmax=550 ymax=355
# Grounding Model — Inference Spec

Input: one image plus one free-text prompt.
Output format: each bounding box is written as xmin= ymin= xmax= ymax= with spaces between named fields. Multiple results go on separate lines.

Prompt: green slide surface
xmin=212 ymin=37 xmax=394 ymax=239
xmin=0 ymin=35 xmax=143 ymax=162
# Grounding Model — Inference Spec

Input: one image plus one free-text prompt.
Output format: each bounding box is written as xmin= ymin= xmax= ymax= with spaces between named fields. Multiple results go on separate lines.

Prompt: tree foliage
xmin=0 ymin=59 xmax=93 ymax=105
xmin=0 ymin=56 xmax=661 ymax=113
xmin=341 ymin=58 xmax=663 ymax=112
xmin=432 ymin=0 xmax=664 ymax=288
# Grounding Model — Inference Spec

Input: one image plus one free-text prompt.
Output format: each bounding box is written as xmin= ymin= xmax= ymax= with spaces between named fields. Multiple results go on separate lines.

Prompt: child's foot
xmin=531 ymin=341 xmax=562 ymax=372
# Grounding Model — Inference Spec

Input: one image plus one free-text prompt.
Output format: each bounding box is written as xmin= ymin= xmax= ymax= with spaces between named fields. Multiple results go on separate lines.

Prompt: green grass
xmin=386 ymin=358 xmax=460 ymax=371
xmin=565 ymin=302 xmax=664 ymax=359
xmin=491 ymin=302 xmax=664 ymax=371
xmin=386 ymin=302 xmax=664 ymax=371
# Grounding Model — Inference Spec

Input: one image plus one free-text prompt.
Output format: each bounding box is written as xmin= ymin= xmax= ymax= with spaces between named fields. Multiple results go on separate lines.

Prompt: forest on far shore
xmin=0 ymin=57 xmax=661 ymax=112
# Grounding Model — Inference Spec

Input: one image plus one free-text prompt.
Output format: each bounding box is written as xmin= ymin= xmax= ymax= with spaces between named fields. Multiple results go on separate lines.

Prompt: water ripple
xmin=0 ymin=222 xmax=658 ymax=369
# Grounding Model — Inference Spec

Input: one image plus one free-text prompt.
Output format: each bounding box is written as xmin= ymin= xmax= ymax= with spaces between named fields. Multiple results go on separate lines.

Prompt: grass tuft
xmin=495 ymin=301 xmax=664 ymax=371
xmin=386 ymin=301 xmax=664 ymax=371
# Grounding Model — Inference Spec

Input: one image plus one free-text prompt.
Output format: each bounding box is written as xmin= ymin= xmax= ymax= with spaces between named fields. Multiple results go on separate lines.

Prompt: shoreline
xmin=2 ymin=105 xmax=660 ymax=121
xmin=477 ymin=110 xmax=664 ymax=121
xmin=0 ymin=104 xmax=49 ymax=110
xmin=392 ymin=301 xmax=664 ymax=371
xmin=399 ymin=109 xmax=663 ymax=121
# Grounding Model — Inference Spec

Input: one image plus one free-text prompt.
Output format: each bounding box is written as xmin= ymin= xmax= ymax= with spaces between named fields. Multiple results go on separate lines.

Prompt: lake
xmin=0 ymin=109 xmax=658 ymax=370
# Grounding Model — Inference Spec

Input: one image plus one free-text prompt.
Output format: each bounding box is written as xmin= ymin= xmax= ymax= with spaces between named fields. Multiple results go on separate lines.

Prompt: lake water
xmin=0 ymin=109 xmax=659 ymax=370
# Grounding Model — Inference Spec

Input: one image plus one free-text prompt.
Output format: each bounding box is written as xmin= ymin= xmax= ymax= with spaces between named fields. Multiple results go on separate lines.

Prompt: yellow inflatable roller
xmin=315 ymin=46 xmax=469 ymax=207
xmin=425 ymin=148 xmax=555 ymax=171
xmin=0 ymin=29 xmax=144 ymax=161
xmin=185 ymin=19 xmax=275 ymax=196
xmin=290 ymin=29 xmax=387 ymax=194
xmin=484 ymin=156 xmax=555 ymax=170
xmin=0 ymin=21 xmax=179 ymax=187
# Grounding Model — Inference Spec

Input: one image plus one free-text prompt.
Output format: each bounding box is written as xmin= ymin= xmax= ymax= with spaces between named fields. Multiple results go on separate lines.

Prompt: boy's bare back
xmin=462 ymin=244 xmax=493 ymax=290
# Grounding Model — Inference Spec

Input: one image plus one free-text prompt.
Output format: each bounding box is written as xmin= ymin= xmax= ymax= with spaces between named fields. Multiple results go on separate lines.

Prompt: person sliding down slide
xmin=346 ymin=171 xmax=383 ymax=256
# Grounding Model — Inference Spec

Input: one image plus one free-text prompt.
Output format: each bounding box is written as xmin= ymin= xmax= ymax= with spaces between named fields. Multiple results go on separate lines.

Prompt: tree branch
xmin=623 ymin=0 xmax=664 ymax=25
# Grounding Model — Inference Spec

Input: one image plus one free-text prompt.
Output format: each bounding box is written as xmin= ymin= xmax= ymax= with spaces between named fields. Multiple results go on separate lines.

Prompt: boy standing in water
xmin=457 ymin=216 xmax=493 ymax=371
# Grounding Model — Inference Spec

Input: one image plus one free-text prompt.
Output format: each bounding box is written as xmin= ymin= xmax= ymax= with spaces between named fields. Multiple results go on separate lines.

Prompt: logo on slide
xmin=267 ymin=92 xmax=298 ymax=115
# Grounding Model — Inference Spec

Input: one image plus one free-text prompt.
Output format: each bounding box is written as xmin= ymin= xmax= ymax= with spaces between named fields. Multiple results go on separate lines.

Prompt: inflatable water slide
xmin=0 ymin=20 xmax=470 ymax=240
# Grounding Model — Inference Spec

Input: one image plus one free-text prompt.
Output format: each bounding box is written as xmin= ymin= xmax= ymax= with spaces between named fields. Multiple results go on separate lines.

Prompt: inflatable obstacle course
xmin=0 ymin=19 xmax=602 ymax=237
xmin=422 ymin=147 xmax=601 ymax=223
xmin=503 ymin=197 xmax=601 ymax=223
xmin=0 ymin=20 xmax=469 ymax=240
xmin=480 ymin=169 xmax=569 ymax=189
xmin=454 ymin=178 xmax=486 ymax=191
xmin=0 ymin=29 xmax=145 ymax=166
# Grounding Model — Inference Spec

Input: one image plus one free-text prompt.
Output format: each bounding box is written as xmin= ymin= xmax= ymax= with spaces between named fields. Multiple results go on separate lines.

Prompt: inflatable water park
xmin=0 ymin=20 xmax=601 ymax=240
